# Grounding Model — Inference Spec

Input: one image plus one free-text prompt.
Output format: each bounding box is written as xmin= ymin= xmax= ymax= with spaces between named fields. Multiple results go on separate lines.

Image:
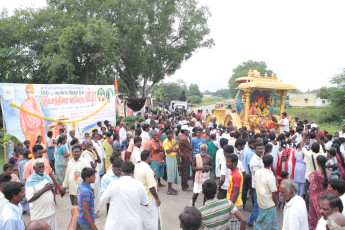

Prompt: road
xmin=23 ymin=180 xmax=283 ymax=229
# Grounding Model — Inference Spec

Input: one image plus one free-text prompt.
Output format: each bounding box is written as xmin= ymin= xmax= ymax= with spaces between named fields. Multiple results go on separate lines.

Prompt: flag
xmin=114 ymin=77 xmax=119 ymax=94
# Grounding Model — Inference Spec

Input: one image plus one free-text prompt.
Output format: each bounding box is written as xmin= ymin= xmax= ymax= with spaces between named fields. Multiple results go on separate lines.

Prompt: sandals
xmin=167 ymin=190 xmax=178 ymax=195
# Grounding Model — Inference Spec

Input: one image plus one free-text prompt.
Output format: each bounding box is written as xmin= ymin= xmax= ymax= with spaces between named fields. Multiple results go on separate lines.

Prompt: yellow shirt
xmin=163 ymin=138 xmax=179 ymax=158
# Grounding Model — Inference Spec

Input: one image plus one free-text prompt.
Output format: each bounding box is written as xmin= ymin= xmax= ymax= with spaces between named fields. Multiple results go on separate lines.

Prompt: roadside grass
xmin=273 ymin=107 xmax=341 ymax=134
xmin=194 ymin=97 xmax=228 ymax=107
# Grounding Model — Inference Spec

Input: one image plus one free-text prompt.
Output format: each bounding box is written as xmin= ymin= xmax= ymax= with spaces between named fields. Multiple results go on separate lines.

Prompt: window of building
xmin=305 ymin=98 xmax=309 ymax=103
xmin=322 ymin=100 xmax=325 ymax=104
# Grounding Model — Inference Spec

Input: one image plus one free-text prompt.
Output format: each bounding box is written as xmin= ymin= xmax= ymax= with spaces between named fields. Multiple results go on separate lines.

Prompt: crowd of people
xmin=1 ymin=107 xmax=345 ymax=230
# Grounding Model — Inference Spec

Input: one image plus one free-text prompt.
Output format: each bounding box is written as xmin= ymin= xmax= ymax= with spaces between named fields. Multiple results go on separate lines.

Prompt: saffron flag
xmin=114 ymin=77 xmax=119 ymax=94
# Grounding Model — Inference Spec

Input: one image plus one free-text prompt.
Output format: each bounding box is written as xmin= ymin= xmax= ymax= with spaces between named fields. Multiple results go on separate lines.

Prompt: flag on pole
xmin=114 ymin=77 xmax=119 ymax=94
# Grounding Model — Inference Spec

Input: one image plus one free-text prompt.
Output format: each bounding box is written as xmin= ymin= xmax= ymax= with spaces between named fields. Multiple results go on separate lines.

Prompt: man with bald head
xmin=26 ymin=220 xmax=51 ymax=230
xmin=327 ymin=212 xmax=345 ymax=229
xmin=279 ymin=179 xmax=308 ymax=230
xmin=26 ymin=158 xmax=56 ymax=230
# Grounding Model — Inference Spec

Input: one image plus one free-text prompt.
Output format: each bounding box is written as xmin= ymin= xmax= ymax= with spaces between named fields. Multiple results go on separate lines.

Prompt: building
xmin=289 ymin=93 xmax=330 ymax=108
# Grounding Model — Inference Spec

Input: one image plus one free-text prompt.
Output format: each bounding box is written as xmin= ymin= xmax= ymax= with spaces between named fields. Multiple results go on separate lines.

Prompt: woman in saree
xmin=207 ymin=134 xmax=218 ymax=179
xmin=103 ymin=131 xmax=114 ymax=170
xmin=54 ymin=134 xmax=70 ymax=185
xmin=332 ymin=143 xmax=345 ymax=179
xmin=308 ymin=155 xmax=331 ymax=230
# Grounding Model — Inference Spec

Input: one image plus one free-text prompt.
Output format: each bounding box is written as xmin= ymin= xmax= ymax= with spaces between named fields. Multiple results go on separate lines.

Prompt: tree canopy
xmin=228 ymin=60 xmax=274 ymax=98
xmin=0 ymin=0 xmax=213 ymax=98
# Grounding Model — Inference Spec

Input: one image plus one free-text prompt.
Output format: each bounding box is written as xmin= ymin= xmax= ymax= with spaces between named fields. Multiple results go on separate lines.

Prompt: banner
xmin=0 ymin=83 xmax=116 ymax=148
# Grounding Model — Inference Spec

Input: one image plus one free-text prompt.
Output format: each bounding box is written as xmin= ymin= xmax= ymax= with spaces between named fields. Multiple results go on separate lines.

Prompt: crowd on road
xmin=1 ymin=106 xmax=345 ymax=230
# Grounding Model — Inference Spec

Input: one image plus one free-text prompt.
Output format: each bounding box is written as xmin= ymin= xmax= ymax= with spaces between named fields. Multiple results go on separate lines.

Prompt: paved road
xmin=24 ymin=180 xmax=283 ymax=230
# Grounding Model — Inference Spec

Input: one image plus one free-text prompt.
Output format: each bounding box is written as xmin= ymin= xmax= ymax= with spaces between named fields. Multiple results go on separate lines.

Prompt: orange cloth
xmin=149 ymin=139 xmax=164 ymax=163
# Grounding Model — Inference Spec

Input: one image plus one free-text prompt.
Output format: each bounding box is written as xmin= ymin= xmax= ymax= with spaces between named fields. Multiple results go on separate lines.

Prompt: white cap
xmin=181 ymin=125 xmax=189 ymax=130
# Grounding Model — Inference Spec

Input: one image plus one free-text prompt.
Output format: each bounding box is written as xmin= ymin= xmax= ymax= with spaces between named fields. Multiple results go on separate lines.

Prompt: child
xmin=3 ymin=163 xmax=20 ymax=182
xmin=277 ymin=171 xmax=289 ymax=210
xmin=326 ymin=147 xmax=340 ymax=179
xmin=77 ymin=167 xmax=98 ymax=230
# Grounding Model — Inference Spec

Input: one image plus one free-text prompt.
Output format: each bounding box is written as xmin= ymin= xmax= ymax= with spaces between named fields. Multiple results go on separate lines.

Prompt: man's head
xmin=3 ymin=182 xmax=25 ymax=203
xmin=328 ymin=179 xmax=345 ymax=196
xmin=72 ymin=144 xmax=83 ymax=161
xmin=166 ymin=129 xmax=174 ymax=140
xmin=111 ymin=157 xmax=123 ymax=177
xmin=202 ymin=179 xmax=217 ymax=200
xmin=81 ymin=167 xmax=97 ymax=184
xmin=141 ymin=150 xmax=151 ymax=164
xmin=3 ymin=163 xmax=13 ymax=175
xmin=226 ymin=154 xmax=238 ymax=170
xmin=235 ymin=138 xmax=246 ymax=151
xmin=199 ymin=144 xmax=207 ymax=156
xmin=282 ymin=112 xmax=287 ymax=118
xmin=142 ymin=123 xmax=150 ymax=132
xmin=69 ymin=130 xmax=75 ymax=138
xmin=26 ymin=219 xmax=52 ymax=230
xmin=279 ymin=179 xmax=297 ymax=203
xmin=196 ymin=127 xmax=202 ymax=138
xmin=327 ymin=212 xmax=345 ymax=229
xmin=179 ymin=206 xmax=202 ymax=230
xmin=134 ymin=136 xmax=142 ymax=148
xmin=32 ymin=144 xmax=44 ymax=159
xmin=33 ymin=158 xmax=45 ymax=176
xmin=320 ymin=193 xmax=343 ymax=220
xmin=248 ymin=138 xmax=256 ymax=150
xmin=223 ymin=145 xmax=234 ymax=155
xmin=121 ymin=161 xmax=135 ymax=175
xmin=0 ymin=173 xmax=12 ymax=192
xmin=122 ymin=122 xmax=126 ymax=128
xmin=254 ymin=142 xmax=264 ymax=157
xmin=220 ymin=138 xmax=229 ymax=149
xmin=24 ymin=140 xmax=30 ymax=148
xmin=263 ymin=154 xmax=273 ymax=167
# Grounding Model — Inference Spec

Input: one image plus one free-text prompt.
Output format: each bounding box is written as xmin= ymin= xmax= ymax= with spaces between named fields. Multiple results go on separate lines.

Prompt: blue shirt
xmin=242 ymin=147 xmax=255 ymax=175
xmin=100 ymin=170 xmax=120 ymax=196
xmin=191 ymin=137 xmax=206 ymax=157
xmin=77 ymin=182 xmax=95 ymax=225
xmin=0 ymin=203 xmax=25 ymax=230
xmin=18 ymin=159 xmax=28 ymax=184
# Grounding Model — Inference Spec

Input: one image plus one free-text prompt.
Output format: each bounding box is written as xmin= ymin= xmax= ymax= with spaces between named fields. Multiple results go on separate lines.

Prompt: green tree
xmin=153 ymin=82 xmax=187 ymax=104
xmin=188 ymin=95 xmax=202 ymax=104
xmin=188 ymin=83 xmax=202 ymax=98
xmin=214 ymin=89 xmax=230 ymax=98
xmin=228 ymin=60 xmax=274 ymax=98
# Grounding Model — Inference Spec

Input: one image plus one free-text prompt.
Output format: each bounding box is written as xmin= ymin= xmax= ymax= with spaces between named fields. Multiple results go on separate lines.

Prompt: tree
xmin=188 ymin=83 xmax=202 ymax=98
xmin=153 ymin=82 xmax=188 ymax=104
xmin=103 ymin=0 xmax=214 ymax=98
xmin=214 ymin=89 xmax=230 ymax=98
xmin=228 ymin=60 xmax=274 ymax=98
xmin=188 ymin=96 xmax=202 ymax=104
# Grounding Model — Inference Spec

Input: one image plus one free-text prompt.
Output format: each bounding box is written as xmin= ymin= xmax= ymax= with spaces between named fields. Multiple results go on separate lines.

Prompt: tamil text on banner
xmin=0 ymin=83 xmax=116 ymax=148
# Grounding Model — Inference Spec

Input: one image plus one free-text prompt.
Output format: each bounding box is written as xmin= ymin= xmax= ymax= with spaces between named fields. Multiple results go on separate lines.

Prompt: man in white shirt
xmin=267 ymin=133 xmax=279 ymax=170
xmin=277 ymin=112 xmax=289 ymax=134
xmin=215 ymin=138 xmax=229 ymax=180
xmin=119 ymin=122 xmax=127 ymax=149
xmin=25 ymin=158 xmax=57 ymax=230
xmin=279 ymin=179 xmax=308 ymax=230
xmin=247 ymin=142 xmax=264 ymax=227
xmin=101 ymin=161 xmax=148 ymax=230
xmin=141 ymin=123 xmax=151 ymax=142
xmin=134 ymin=151 xmax=161 ymax=230
xmin=66 ymin=130 xmax=76 ymax=153
xmin=339 ymin=125 xmax=345 ymax=138
xmin=132 ymin=137 xmax=143 ymax=165
xmin=254 ymin=155 xmax=278 ymax=229
xmin=62 ymin=144 xmax=91 ymax=205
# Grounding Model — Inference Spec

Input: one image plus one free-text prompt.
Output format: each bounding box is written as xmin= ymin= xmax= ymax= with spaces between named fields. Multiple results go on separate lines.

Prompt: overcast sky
xmin=2 ymin=0 xmax=345 ymax=92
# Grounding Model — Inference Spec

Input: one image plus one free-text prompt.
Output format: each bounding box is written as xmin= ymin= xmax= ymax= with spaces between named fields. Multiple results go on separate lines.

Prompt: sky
xmin=2 ymin=0 xmax=345 ymax=92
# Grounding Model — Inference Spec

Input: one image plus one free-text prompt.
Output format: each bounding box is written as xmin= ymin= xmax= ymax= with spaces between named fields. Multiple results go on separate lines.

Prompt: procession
xmin=1 ymin=0 xmax=345 ymax=230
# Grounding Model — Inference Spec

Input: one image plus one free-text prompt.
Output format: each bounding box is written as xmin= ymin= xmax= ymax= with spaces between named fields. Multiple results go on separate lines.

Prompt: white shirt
xmin=315 ymin=216 xmax=327 ymax=230
xmin=141 ymin=131 xmax=151 ymax=143
xmin=26 ymin=177 xmax=55 ymax=220
xmin=0 ymin=191 xmax=9 ymax=215
xmin=268 ymin=142 xmax=279 ymax=170
xmin=101 ymin=175 xmax=148 ymax=230
xmin=254 ymin=168 xmax=277 ymax=209
xmin=215 ymin=149 xmax=225 ymax=178
xmin=249 ymin=153 xmax=264 ymax=188
xmin=220 ymin=161 xmax=245 ymax=190
xmin=119 ymin=127 xmax=127 ymax=143
xmin=282 ymin=195 xmax=309 ymax=230
xmin=340 ymin=131 xmax=345 ymax=138
xmin=134 ymin=162 xmax=157 ymax=202
xmin=340 ymin=193 xmax=345 ymax=216
xmin=279 ymin=118 xmax=289 ymax=134
xmin=62 ymin=157 xmax=91 ymax=195
xmin=132 ymin=146 xmax=142 ymax=165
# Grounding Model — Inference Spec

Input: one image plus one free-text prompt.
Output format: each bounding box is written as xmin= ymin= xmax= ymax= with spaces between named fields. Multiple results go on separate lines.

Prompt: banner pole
xmin=0 ymin=94 xmax=8 ymax=162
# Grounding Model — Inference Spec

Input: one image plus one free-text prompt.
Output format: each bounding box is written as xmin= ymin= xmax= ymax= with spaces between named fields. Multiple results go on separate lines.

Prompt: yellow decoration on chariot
xmin=10 ymin=100 xmax=110 ymax=130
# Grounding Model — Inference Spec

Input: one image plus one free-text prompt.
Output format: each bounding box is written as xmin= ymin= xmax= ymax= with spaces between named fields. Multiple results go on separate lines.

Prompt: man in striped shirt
xmin=199 ymin=179 xmax=247 ymax=230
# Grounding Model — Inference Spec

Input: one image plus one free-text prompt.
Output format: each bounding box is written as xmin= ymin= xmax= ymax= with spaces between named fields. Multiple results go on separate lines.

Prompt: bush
xmin=188 ymin=96 xmax=202 ymax=104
